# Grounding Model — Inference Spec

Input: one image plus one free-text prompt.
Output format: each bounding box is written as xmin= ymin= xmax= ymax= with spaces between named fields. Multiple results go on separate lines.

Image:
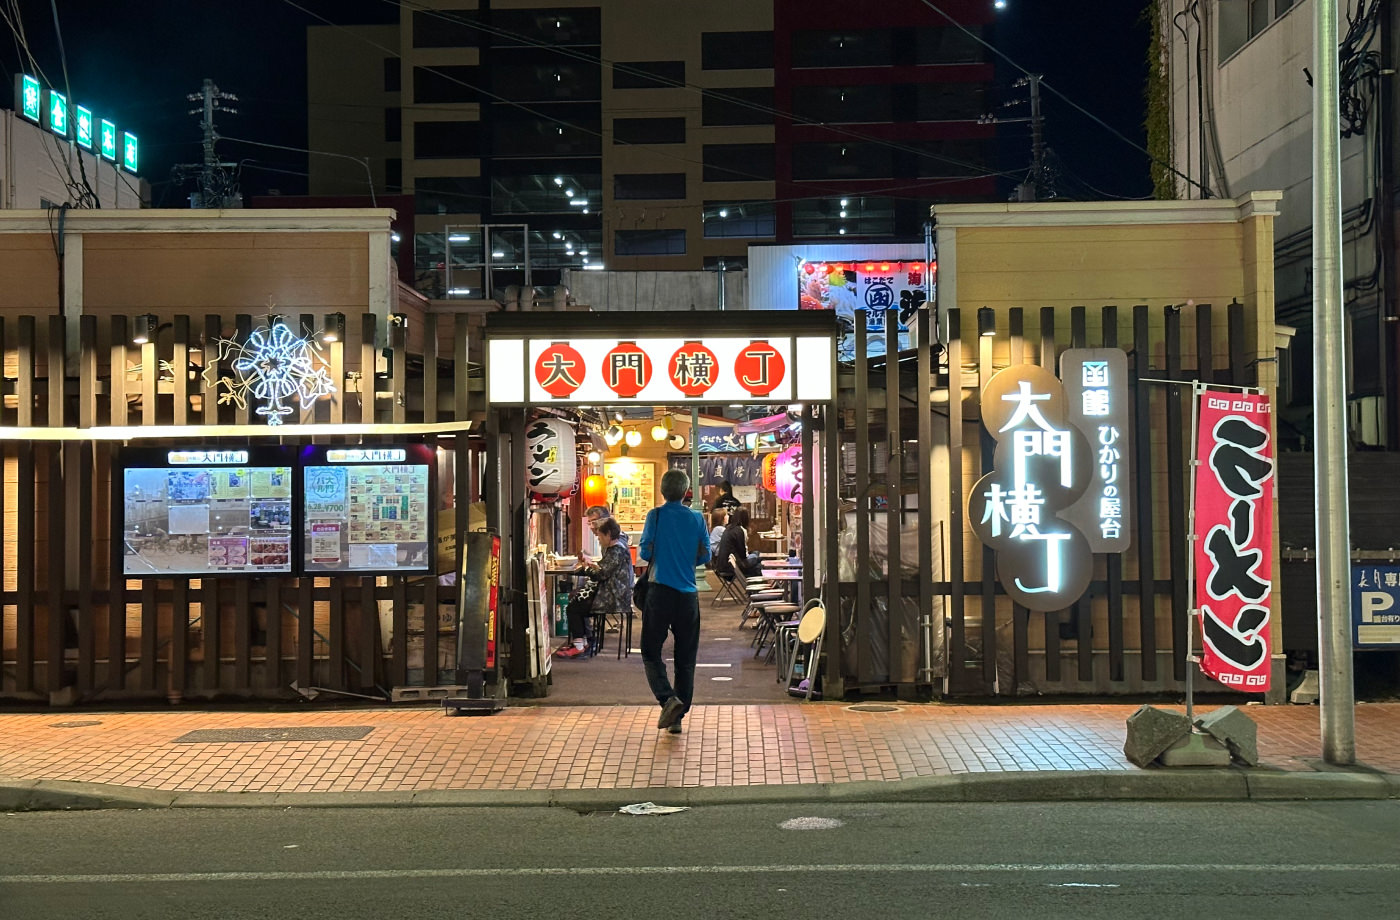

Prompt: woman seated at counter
xmin=557 ymin=517 xmax=635 ymax=658
xmin=713 ymin=507 xmax=761 ymax=580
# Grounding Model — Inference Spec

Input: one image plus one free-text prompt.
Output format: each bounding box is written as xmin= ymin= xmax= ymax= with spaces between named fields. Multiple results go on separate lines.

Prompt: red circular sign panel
xmin=668 ymin=342 xmax=720 ymax=397
xmin=734 ymin=341 xmax=786 ymax=398
xmin=533 ymin=342 xmax=586 ymax=399
xmin=603 ymin=341 xmax=652 ymax=398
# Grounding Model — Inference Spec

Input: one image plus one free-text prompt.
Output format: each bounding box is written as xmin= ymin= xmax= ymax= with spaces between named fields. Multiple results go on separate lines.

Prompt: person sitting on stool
xmin=559 ymin=517 xmax=634 ymax=658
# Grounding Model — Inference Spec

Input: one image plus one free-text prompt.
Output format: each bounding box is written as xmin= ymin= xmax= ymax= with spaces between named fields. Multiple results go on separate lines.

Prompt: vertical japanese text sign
xmin=968 ymin=365 xmax=1095 ymax=611
xmin=1060 ymin=349 xmax=1132 ymax=553
xmin=1192 ymin=390 xmax=1274 ymax=691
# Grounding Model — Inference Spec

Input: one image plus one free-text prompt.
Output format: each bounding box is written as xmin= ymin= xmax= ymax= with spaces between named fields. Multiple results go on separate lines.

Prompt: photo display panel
xmin=301 ymin=445 xmax=435 ymax=575
xmin=119 ymin=448 xmax=296 ymax=577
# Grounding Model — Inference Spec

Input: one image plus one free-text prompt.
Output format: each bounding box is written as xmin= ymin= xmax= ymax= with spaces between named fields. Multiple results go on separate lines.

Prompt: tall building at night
xmin=307 ymin=0 xmax=996 ymax=298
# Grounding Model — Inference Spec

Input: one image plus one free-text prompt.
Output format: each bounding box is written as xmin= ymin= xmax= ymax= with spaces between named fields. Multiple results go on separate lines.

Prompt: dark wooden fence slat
xmin=1072 ymin=302 xmax=1092 ymax=681
xmin=978 ymin=315 xmax=996 ymax=689
xmin=1228 ymin=300 xmax=1251 ymax=387
xmin=172 ymin=316 xmax=189 ymax=426
xmin=76 ymin=316 xmax=98 ymax=693
xmin=265 ymin=578 xmax=282 ymax=690
xmin=360 ymin=577 xmax=379 ymax=694
xmin=140 ymin=579 xmax=157 ymax=691
xmin=1013 ymin=603 xmax=1029 ymax=690
xmin=203 ymin=579 xmax=220 ymax=692
xmin=1196 ymin=303 xmax=1214 ymax=385
xmin=915 ymin=308 xmax=934 ymax=689
xmin=234 ymin=315 xmax=252 ymax=427
xmin=46 ymin=316 xmax=67 ymax=694
xmin=854 ymin=310 xmax=873 ymax=683
xmin=1165 ymin=306 xmax=1189 ymax=682
xmin=1070 ymin=306 xmax=1087 ymax=349
xmin=390 ymin=317 xmax=406 ymax=425
xmin=454 ymin=314 xmax=470 ymax=423
xmin=171 ymin=580 xmax=188 ymax=699
xmin=106 ymin=317 xmax=128 ymax=692
xmin=329 ymin=577 xmax=346 ymax=690
xmin=297 ymin=576 xmax=314 ymax=692
xmin=391 ymin=577 xmax=408 ymax=688
xmin=946 ymin=310 xmax=966 ymax=692
xmin=198 ymin=315 xmax=221 ymax=694
xmin=884 ymin=308 xmax=906 ymax=683
xmin=1132 ymin=306 xmax=1157 ymax=681
xmin=234 ymin=579 xmax=251 ymax=688
xmin=16 ymin=316 xmax=35 ymax=693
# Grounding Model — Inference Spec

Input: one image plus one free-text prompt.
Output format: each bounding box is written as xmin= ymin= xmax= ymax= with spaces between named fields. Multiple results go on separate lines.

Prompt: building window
xmin=615 ymin=228 xmax=686 ymax=256
xmin=914 ymin=138 xmax=992 ymax=178
xmin=385 ymin=158 xmax=402 ymax=191
xmin=492 ymin=115 xmax=601 ymax=157
xmin=490 ymin=9 xmax=600 ymax=47
xmin=791 ymin=85 xmax=892 ymax=124
xmin=412 ymin=9 xmax=480 ymax=48
xmin=792 ymin=197 xmax=895 ymax=238
xmin=613 ymin=117 xmax=686 ymax=145
xmin=414 ymin=121 xmax=481 ymax=159
xmin=414 ymin=177 xmax=485 ymax=215
xmin=384 ymin=107 xmax=401 ymax=143
xmin=1219 ymin=0 xmax=1295 ymax=61
xmin=490 ymin=61 xmax=601 ymax=103
xmin=612 ymin=60 xmax=685 ymax=89
xmin=792 ymin=142 xmax=893 ymax=180
xmin=913 ymin=82 xmax=985 ymax=122
xmin=613 ymin=173 xmax=686 ymax=200
xmin=384 ymin=57 xmax=401 ymax=92
xmin=792 ymin=29 xmax=893 ymax=68
xmin=701 ymin=31 xmax=774 ymax=70
xmin=701 ymin=88 xmax=775 ymax=126
xmin=914 ymin=26 xmax=984 ymax=65
xmin=702 ymin=144 xmax=775 ymax=182
xmin=492 ymin=171 xmax=602 ymax=215
xmin=702 ymin=201 xmax=775 ymax=238
xmin=414 ymin=66 xmax=481 ymax=104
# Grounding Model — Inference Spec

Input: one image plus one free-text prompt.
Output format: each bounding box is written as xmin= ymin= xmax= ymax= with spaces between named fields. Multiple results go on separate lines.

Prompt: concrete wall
xmin=560 ymin=268 xmax=747 ymax=311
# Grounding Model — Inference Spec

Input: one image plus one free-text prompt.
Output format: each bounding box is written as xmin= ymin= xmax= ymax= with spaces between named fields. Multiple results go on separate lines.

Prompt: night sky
xmin=2 ymin=0 xmax=1152 ymax=206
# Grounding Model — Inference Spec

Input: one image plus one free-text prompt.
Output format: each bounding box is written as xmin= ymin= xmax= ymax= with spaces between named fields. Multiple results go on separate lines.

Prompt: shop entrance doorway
xmin=482 ymin=311 xmax=840 ymax=701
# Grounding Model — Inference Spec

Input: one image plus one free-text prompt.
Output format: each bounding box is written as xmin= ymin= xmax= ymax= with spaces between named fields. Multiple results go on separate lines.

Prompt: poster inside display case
xmin=119 ymin=448 xmax=296 ymax=576
xmin=301 ymin=445 xmax=435 ymax=574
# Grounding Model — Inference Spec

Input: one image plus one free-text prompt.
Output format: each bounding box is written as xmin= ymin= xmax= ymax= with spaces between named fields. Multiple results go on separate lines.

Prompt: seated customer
xmin=708 ymin=509 xmax=728 ymax=558
xmin=558 ymin=517 xmax=634 ymax=658
xmin=713 ymin=507 xmax=761 ymax=579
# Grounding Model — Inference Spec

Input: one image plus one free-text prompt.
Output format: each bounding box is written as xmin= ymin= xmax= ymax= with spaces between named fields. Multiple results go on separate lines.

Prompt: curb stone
xmin=3 ymin=769 xmax=1397 ymax=813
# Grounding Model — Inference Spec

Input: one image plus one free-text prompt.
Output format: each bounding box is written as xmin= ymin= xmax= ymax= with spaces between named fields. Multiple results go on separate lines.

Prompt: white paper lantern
xmin=526 ymin=418 xmax=578 ymax=498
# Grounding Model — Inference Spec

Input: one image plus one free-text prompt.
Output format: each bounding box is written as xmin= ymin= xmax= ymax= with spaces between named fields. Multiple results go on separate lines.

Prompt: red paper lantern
xmin=582 ymin=473 xmax=608 ymax=508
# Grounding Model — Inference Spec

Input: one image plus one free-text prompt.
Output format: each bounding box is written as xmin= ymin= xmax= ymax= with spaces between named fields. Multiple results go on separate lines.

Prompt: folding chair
xmin=710 ymin=568 xmax=747 ymax=607
xmin=783 ymin=601 xmax=826 ymax=700
xmin=730 ymin=553 xmax=787 ymax=628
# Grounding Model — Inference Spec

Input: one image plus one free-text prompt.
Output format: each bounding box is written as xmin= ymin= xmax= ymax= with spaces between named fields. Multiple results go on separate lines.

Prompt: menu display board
xmin=119 ymin=448 xmax=296 ymax=576
xmin=301 ymin=445 xmax=435 ymax=574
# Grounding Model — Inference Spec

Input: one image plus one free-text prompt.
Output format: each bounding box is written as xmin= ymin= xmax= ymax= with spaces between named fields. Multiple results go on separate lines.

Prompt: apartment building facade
xmin=307 ymin=0 xmax=996 ymax=300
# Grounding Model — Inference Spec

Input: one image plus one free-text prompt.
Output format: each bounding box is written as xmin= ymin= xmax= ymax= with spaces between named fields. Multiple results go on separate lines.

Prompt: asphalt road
xmin=2 ymin=800 xmax=1397 ymax=919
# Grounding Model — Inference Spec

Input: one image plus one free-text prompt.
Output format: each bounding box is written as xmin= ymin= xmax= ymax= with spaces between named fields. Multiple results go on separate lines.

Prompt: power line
xmin=913 ymin=0 xmax=1208 ymax=198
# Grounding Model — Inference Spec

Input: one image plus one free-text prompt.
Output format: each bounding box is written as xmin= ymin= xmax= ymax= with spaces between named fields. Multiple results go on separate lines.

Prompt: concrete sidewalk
xmin=2 ymin=702 xmax=1398 ymax=811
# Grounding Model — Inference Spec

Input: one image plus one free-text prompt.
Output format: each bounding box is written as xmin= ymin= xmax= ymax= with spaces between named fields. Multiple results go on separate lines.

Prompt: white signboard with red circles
xmin=489 ymin=335 xmax=834 ymax=405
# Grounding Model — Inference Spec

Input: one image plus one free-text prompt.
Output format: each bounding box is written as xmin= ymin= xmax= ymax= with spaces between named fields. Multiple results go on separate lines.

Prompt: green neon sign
xmin=100 ymin=119 xmax=117 ymax=161
xmin=20 ymin=74 xmax=41 ymax=122
xmin=48 ymin=89 xmax=68 ymax=136
xmin=122 ymin=132 xmax=138 ymax=172
xmin=75 ymin=105 xmax=94 ymax=148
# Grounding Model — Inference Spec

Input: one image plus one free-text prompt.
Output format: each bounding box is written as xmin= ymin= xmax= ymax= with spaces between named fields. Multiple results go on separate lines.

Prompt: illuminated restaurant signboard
xmin=967 ymin=355 xmax=1134 ymax=612
xmin=799 ymin=259 xmax=931 ymax=359
xmin=119 ymin=447 xmax=296 ymax=577
xmin=487 ymin=335 xmax=835 ymax=405
xmin=301 ymin=444 xmax=435 ymax=575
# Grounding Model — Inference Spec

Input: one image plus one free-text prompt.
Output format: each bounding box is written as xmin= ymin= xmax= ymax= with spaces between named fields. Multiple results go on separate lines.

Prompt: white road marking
xmin=2 ymin=864 xmax=1394 ymax=885
xmin=710 ymin=676 xmax=734 ymax=681
xmin=695 ymin=664 xmax=732 ymax=668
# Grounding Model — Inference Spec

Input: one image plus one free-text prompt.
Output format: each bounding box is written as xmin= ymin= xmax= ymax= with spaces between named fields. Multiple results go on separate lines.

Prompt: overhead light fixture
xmin=718 ymin=209 xmax=728 ymax=218
xmin=614 ymin=411 xmax=624 ymax=421
xmin=840 ymin=198 xmax=849 ymax=206
xmin=651 ymin=424 xmax=668 ymax=441
xmin=625 ymin=429 xmax=642 ymax=447
xmin=839 ymin=210 xmax=847 ymax=218
xmin=564 ymin=188 xmax=575 ymax=197
xmin=448 ymin=234 xmax=471 ymax=242
xmin=554 ymin=176 xmax=564 ymax=186
xmin=322 ymin=312 xmax=346 ymax=344
xmin=390 ymin=231 xmax=401 ymax=243
xmin=131 ymin=313 xmax=158 ymax=345
xmin=492 ymin=250 xmax=505 ymax=258
xmin=584 ymin=262 xmax=604 ymax=270
xmin=838 ymin=228 xmax=846 ymax=235
xmin=586 ymin=449 xmax=602 ymax=464
xmin=552 ymin=231 xmax=562 ymax=239
xmin=978 ymin=306 xmax=997 ymax=337
xmin=569 ymin=198 xmax=587 ymax=206
xmin=604 ymin=425 xmax=624 ymax=446
xmin=668 ymin=433 xmax=686 ymax=450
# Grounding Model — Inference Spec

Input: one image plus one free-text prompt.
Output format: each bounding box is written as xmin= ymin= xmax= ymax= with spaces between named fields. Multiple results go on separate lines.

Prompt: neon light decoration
xmin=202 ymin=320 xmax=336 ymax=425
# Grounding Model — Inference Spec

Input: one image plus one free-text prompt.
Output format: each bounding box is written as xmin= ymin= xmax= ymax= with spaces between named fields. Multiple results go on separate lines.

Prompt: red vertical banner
xmin=1193 ymin=390 xmax=1275 ymax=691
xmin=485 ymin=533 xmax=500 ymax=670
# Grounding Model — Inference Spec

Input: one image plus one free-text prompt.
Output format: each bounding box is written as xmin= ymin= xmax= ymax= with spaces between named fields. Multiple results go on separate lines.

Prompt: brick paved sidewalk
xmin=0 ymin=703 xmax=1396 ymax=795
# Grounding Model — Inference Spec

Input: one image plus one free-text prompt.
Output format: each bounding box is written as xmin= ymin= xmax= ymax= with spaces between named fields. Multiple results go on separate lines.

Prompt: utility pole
xmin=1008 ymin=74 xmax=1051 ymax=202
xmin=1312 ymin=0 xmax=1356 ymax=764
xmin=175 ymin=79 xmax=241 ymax=208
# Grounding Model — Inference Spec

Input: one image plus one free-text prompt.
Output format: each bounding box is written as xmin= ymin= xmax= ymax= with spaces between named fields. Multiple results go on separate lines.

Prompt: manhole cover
xmin=173 ymin=726 xmax=374 ymax=744
xmin=49 ymin=720 xmax=102 ymax=729
xmin=845 ymin=704 xmax=901 ymax=713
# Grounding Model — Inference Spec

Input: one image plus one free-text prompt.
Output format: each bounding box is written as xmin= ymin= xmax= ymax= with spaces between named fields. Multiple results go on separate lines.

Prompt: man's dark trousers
xmin=641 ymin=582 xmax=700 ymax=716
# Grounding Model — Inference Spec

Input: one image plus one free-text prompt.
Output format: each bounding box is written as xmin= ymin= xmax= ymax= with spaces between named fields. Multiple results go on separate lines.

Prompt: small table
xmin=761 ymin=568 xmax=804 ymax=605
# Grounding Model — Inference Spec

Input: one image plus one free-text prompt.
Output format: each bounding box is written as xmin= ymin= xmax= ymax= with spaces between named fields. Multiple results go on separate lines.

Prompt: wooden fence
xmin=1 ymin=311 xmax=485 ymax=701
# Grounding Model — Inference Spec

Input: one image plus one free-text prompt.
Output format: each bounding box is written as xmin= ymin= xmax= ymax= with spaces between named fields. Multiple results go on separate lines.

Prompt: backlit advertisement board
xmin=301 ymin=444 xmax=435 ymax=574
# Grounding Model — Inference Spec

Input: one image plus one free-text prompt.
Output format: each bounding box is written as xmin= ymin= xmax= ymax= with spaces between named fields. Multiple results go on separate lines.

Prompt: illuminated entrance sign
xmin=75 ymin=105 xmax=94 ymax=149
xmin=969 ymin=352 xmax=1135 ymax=609
xmin=489 ymin=335 xmax=834 ymax=405
xmin=122 ymin=131 xmax=139 ymax=172
xmin=1059 ymin=349 xmax=1131 ymax=553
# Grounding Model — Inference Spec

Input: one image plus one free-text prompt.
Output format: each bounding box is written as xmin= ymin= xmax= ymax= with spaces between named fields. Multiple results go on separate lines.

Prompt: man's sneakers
xmin=657 ymin=696 xmax=684 ymax=729
xmin=667 ymin=721 xmax=683 ymax=735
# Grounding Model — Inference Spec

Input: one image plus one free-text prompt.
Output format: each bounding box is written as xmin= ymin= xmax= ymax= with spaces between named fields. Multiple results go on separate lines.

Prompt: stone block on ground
xmin=1158 ymin=730 xmax=1232 ymax=767
xmin=1195 ymin=705 xmax=1259 ymax=766
xmin=1290 ymin=670 xmax=1320 ymax=704
xmin=1123 ymin=704 xmax=1192 ymax=767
